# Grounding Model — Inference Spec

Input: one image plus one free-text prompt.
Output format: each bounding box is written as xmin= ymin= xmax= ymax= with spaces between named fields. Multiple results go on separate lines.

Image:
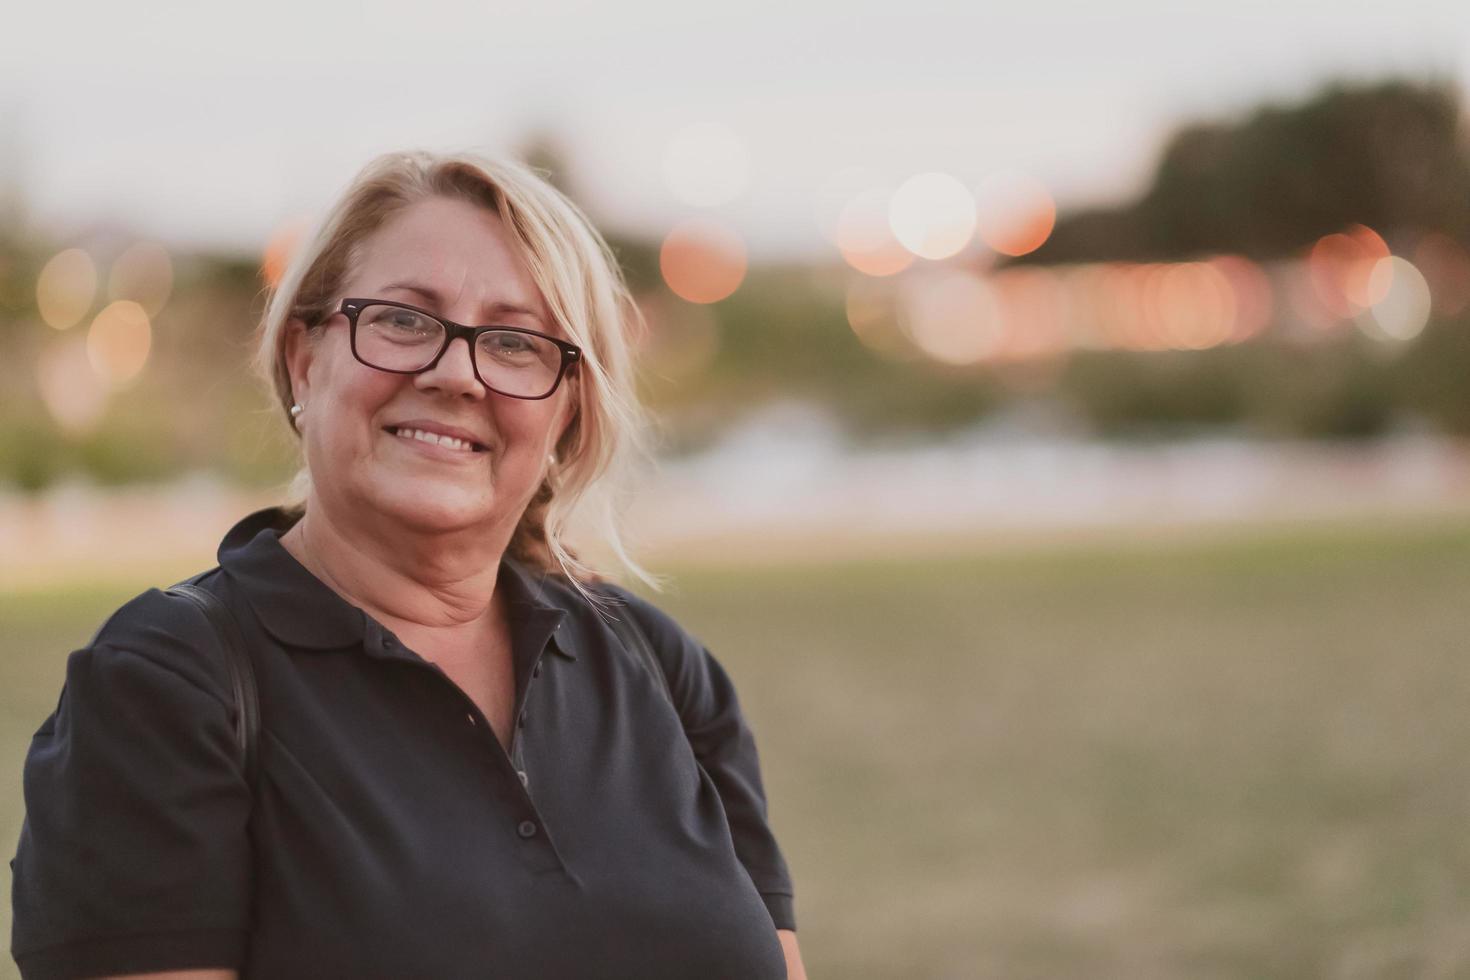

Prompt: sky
xmin=3 ymin=0 xmax=1468 ymax=259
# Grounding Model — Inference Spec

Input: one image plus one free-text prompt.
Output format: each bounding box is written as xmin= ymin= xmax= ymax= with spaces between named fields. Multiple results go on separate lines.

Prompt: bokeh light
xmin=663 ymin=122 xmax=750 ymax=208
xmin=1089 ymin=264 xmax=1141 ymax=350
xmin=36 ymin=248 xmax=98 ymax=330
xmin=36 ymin=337 xmax=109 ymax=435
xmin=1307 ymin=224 xmax=1390 ymax=318
xmin=1208 ymin=255 xmax=1274 ymax=342
xmin=900 ymin=269 xmax=1000 ymax=365
xmin=1153 ymin=262 xmax=1236 ymax=350
xmin=86 ymin=300 xmax=153 ymax=387
xmin=262 ymin=219 xmax=307 ymax=289
xmin=660 ymin=219 xmax=747 ymax=304
xmin=836 ymin=187 xmax=914 ymax=277
xmin=991 ymin=267 xmax=1067 ymax=361
xmin=1078 ymin=264 xmax=1133 ymax=350
xmin=888 ymin=172 xmax=976 ymax=261
xmin=1057 ymin=265 xmax=1109 ymax=350
xmin=107 ymin=242 xmax=173 ymax=316
xmin=975 ymin=172 xmax=1056 ymax=258
xmin=1363 ymin=256 xmax=1431 ymax=341
xmin=845 ymin=277 xmax=912 ymax=360
xmin=1132 ymin=264 xmax=1174 ymax=351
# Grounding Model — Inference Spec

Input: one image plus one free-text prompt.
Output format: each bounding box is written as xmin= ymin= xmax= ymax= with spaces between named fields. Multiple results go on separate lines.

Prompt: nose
xmin=414 ymin=337 xmax=486 ymax=400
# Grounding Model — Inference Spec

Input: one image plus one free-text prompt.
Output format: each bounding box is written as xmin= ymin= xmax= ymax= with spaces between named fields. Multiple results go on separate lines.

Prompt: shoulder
xmin=574 ymin=581 xmax=748 ymax=718
xmin=594 ymin=581 xmax=701 ymax=658
xmin=529 ymin=572 xmax=706 ymax=680
xmin=80 ymin=567 xmax=237 ymax=704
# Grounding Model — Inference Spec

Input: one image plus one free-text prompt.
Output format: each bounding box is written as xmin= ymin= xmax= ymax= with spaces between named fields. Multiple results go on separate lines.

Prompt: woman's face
xmin=285 ymin=195 xmax=577 ymax=542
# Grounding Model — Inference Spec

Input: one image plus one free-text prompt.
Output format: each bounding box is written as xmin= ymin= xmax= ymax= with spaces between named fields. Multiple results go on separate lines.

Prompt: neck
xmin=279 ymin=499 xmax=510 ymax=640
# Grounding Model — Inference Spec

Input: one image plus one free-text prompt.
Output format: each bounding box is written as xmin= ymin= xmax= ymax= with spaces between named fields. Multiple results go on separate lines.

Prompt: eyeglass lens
xmin=354 ymin=303 xmax=564 ymax=398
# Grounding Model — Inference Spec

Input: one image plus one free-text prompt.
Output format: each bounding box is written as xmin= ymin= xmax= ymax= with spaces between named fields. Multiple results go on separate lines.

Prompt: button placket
xmin=512 ymin=652 xmax=554 ymax=787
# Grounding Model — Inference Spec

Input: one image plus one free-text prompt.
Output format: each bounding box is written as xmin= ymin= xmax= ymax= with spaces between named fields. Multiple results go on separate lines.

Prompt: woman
xmin=11 ymin=151 xmax=807 ymax=980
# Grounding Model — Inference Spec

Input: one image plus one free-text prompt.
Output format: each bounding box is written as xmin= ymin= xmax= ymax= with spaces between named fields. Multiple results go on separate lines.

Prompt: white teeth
xmin=393 ymin=427 xmax=476 ymax=452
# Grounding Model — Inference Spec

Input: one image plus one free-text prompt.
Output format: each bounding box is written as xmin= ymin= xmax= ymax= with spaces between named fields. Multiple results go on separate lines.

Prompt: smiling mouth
xmin=383 ymin=426 xmax=489 ymax=454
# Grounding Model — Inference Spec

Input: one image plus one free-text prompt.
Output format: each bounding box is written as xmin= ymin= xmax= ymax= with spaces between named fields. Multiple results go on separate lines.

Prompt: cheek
xmin=308 ymin=371 xmax=403 ymax=459
xmin=498 ymin=401 xmax=568 ymax=459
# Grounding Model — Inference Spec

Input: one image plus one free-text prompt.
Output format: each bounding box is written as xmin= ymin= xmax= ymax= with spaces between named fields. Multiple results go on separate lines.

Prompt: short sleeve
xmin=10 ymin=588 xmax=253 ymax=980
xmin=614 ymin=590 xmax=797 ymax=931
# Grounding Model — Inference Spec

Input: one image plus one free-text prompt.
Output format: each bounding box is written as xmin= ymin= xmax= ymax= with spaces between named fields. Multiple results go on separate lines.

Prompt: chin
xmin=366 ymin=481 xmax=501 ymax=535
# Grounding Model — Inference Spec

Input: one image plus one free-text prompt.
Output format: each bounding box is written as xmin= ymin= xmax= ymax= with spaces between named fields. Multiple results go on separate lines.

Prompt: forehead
xmin=349 ymin=196 xmax=552 ymax=322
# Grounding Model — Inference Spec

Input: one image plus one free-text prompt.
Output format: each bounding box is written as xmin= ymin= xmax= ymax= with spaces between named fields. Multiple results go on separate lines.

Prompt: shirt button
xmin=517 ymin=820 xmax=538 ymax=838
xmin=516 ymin=770 xmax=529 ymax=786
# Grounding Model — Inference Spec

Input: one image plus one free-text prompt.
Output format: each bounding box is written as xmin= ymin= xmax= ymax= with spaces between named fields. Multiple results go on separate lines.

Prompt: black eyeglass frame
xmin=336 ymin=297 xmax=581 ymax=400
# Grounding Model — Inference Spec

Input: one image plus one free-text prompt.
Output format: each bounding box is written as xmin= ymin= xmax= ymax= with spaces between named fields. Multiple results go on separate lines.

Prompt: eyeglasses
xmin=336 ymin=298 xmax=581 ymax=400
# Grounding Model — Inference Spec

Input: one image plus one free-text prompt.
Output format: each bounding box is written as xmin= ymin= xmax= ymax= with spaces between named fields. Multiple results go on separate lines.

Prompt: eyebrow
xmin=379 ymin=281 xmax=547 ymax=325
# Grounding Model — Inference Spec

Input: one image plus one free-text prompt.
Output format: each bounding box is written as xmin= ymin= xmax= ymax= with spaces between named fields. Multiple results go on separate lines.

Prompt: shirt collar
xmin=217 ymin=506 xmax=582 ymax=661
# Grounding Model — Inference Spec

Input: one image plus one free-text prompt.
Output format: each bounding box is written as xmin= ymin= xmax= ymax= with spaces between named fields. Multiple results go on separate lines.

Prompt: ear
xmin=283 ymin=316 xmax=315 ymax=409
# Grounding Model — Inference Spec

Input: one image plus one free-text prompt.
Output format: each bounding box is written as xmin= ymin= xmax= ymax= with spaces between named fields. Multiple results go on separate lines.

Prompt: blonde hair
xmin=254 ymin=149 xmax=654 ymax=589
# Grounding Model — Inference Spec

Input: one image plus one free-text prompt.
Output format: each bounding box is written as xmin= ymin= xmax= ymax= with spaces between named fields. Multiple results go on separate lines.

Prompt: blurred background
xmin=6 ymin=2 xmax=1470 ymax=977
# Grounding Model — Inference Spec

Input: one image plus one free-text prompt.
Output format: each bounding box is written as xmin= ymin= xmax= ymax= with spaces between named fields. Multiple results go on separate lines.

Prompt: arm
xmin=612 ymin=590 xmax=799 ymax=931
xmin=778 ymin=929 xmax=808 ymax=980
xmin=11 ymin=589 xmax=253 ymax=980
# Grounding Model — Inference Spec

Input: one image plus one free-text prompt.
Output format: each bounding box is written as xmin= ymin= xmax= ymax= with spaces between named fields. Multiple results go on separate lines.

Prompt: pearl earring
xmin=290 ymin=403 xmax=304 ymax=424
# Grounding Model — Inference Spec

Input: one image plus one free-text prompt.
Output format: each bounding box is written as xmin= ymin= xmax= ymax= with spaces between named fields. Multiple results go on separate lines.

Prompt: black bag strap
xmin=166 ymin=583 xmax=261 ymax=788
xmin=599 ymin=596 xmax=674 ymax=707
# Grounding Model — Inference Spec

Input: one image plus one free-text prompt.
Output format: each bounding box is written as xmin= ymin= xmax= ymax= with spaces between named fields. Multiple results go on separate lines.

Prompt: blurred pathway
xmin=6 ymin=435 xmax=1470 ymax=588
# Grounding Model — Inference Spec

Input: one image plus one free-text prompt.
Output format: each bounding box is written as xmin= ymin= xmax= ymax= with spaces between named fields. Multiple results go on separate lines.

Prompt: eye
xmin=373 ymin=309 xmax=432 ymax=332
xmin=360 ymin=305 xmax=440 ymax=346
xmin=483 ymin=331 xmax=535 ymax=352
xmin=478 ymin=330 xmax=545 ymax=363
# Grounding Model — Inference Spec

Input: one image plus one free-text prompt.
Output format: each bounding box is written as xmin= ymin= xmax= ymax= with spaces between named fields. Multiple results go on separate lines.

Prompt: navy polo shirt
xmin=11 ymin=507 xmax=794 ymax=979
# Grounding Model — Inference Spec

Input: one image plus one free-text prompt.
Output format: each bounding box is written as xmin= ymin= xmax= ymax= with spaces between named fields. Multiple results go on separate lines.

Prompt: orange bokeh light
xmin=836 ymin=188 xmax=915 ymax=277
xmin=87 ymin=300 xmax=153 ymax=387
xmin=1125 ymin=264 xmax=1161 ymax=350
xmin=976 ymin=173 xmax=1056 ymax=258
xmin=1153 ymin=262 xmax=1235 ymax=350
xmin=991 ymin=267 xmax=1066 ymax=361
xmin=1307 ymin=224 xmax=1390 ymax=319
xmin=660 ymin=220 xmax=747 ymax=304
xmin=262 ymin=220 xmax=307 ymax=289
xmin=1208 ymin=255 xmax=1274 ymax=342
xmin=1089 ymin=264 xmax=1143 ymax=350
xmin=1059 ymin=265 xmax=1113 ymax=350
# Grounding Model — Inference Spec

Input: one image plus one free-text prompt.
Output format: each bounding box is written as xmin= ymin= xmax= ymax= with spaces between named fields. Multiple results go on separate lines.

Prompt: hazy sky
xmin=4 ymin=0 xmax=1467 ymax=258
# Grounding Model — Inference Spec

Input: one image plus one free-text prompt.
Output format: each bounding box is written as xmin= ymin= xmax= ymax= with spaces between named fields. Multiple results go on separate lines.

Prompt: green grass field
xmin=5 ymin=518 xmax=1470 ymax=979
